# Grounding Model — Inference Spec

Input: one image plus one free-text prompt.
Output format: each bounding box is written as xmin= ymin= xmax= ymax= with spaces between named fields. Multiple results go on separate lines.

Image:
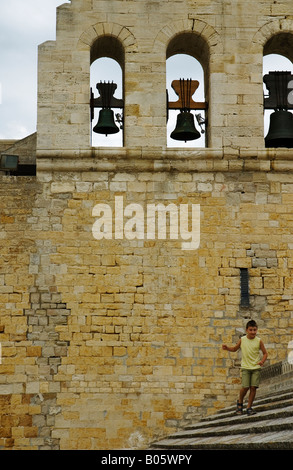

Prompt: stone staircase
xmin=151 ymin=361 xmax=293 ymax=450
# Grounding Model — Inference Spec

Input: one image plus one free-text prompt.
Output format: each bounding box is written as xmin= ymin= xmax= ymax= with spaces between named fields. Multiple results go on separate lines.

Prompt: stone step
xmin=195 ymin=390 xmax=293 ymax=426
xmin=151 ymin=430 xmax=293 ymax=450
xmin=183 ymin=400 xmax=293 ymax=432
xmin=164 ymin=407 xmax=293 ymax=439
xmin=151 ymin=385 xmax=293 ymax=450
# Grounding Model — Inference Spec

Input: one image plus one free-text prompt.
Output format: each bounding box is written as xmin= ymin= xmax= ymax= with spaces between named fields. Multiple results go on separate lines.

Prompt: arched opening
xmin=263 ymin=33 xmax=293 ymax=148
xmin=166 ymin=33 xmax=209 ymax=148
xmin=90 ymin=36 xmax=124 ymax=147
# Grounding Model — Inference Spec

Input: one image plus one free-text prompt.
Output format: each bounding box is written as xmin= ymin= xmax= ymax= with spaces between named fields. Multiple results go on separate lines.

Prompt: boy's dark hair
xmin=246 ymin=319 xmax=258 ymax=329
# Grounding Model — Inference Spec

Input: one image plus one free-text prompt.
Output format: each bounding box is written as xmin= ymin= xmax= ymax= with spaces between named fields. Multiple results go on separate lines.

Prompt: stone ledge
xmin=36 ymin=147 xmax=293 ymax=174
xmin=36 ymin=147 xmax=293 ymax=159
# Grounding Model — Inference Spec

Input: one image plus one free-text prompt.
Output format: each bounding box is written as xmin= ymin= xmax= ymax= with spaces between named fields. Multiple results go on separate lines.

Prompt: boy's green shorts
xmin=241 ymin=368 xmax=260 ymax=388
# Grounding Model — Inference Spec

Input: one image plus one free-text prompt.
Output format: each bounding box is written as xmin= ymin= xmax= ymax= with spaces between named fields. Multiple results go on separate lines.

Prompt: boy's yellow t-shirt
xmin=240 ymin=335 xmax=261 ymax=370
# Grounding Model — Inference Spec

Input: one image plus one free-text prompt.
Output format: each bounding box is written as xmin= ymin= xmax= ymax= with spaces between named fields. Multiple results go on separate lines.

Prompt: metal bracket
xmin=263 ymin=71 xmax=293 ymax=110
xmin=90 ymin=81 xmax=124 ymax=121
xmin=167 ymin=79 xmax=207 ymax=111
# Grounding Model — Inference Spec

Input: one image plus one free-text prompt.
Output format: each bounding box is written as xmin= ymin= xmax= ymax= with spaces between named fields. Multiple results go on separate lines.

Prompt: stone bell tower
xmin=35 ymin=1 xmax=247 ymax=169
xmin=37 ymin=0 xmax=293 ymax=167
xmin=2 ymin=0 xmax=293 ymax=451
xmin=37 ymin=0 xmax=293 ymax=173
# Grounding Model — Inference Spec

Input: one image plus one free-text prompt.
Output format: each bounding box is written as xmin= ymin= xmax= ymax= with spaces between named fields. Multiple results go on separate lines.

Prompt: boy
xmin=222 ymin=320 xmax=268 ymax=416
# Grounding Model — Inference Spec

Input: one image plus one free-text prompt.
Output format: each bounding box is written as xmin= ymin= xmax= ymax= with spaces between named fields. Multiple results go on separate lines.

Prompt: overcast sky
xmin=1 ymin=1 xmax=293 ymax=146
xmin=0 ymin=0 xmax=70 ymax=140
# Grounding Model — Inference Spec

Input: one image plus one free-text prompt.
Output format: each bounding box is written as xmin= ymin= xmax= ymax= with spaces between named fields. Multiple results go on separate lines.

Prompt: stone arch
xmin=158 ymin=19 xmax=222 ymax=148
xmin=77 ymin=22 xmax=138 ymax=56
xmin=251 ymin=19 xmax=293 ymax=148
xmin=264 ymin=32 xmax=293 ymax=63
xmin=153 ymin=17 xmax=223 ymax=58
xmin=77 ymin=22 xmax=137 ymax=147
xmin=252 ymin=18 xmax=293 ymax=57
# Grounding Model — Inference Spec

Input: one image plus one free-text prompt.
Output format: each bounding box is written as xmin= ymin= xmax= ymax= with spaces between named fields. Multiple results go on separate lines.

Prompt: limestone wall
xmin=1 ymin=164 xmax=293 ymax=449
xmin=0 ymin=134 xmax=36 ymax=166
xmin=1 ymin=0 xmax=293 ymax=450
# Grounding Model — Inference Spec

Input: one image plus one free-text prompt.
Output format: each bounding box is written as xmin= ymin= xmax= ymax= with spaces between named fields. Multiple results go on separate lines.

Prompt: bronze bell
xmin=170 ymin=110 xmax=201 ymax=142
xmin=93 ymin=108 xmax=119 ymax=136
xmin=265 ymin=110 xmax=293 ymax=148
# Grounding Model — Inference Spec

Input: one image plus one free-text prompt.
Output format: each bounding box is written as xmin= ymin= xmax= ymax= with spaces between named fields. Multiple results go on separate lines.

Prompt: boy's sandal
xmin=246 ymin=408 xmax=256 ymax=416
xmin=236 ymin=401 xmax=243 ymax=414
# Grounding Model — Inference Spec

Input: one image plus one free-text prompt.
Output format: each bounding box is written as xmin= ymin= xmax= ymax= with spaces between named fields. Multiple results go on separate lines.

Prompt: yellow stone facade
xmin=1 ymin=0 xmax=293 ymax=449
